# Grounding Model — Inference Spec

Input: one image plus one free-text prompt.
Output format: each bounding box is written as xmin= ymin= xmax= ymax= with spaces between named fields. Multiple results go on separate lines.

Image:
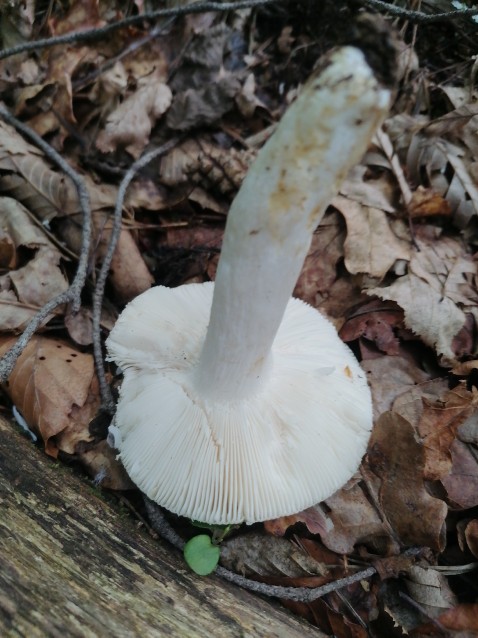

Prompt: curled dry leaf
xmin=460 ymin=519 xmax=478 ymax=558
xmin=407 ymin=134 xmax=478 ymax=229
xmin=339 ymin=299 xmax=404 ymax=357
xmin=408 ymin=186 xmax=452 ymax=218
xmin=96 ymin=79 xmax=172 ymax=158
xmin=235 ymin=73 xmax=266 ymax=118
xmin=264 ymin=505 xmax=333 ymax=539
xmin=0 ymin=335 xmax=98 ymax=457
xmin=266 ymin=480 xmax=397 ymax=556
xmin=333 ymin=195 xmax=410 ymax=280
xmin=0 ymin=119 xmax=116 ymax=219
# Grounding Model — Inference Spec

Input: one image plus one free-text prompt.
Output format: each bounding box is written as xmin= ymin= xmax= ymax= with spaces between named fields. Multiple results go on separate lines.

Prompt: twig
xmin=0 ymin=105 xmax=91 ymax=382
xmin=360 ymin=0 xmax=478 ymax=23
xmin=144 ymin=499 xmax=420 ymax=603
xmin=92 ymin=137 xmax=182 ymax=413
xmin=0 ymin=0 xmax=278 ymax=61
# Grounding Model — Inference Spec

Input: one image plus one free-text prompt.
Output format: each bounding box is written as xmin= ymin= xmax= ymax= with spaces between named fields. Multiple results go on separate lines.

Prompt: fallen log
xmin=0 ymin=416 xmax=322 ymax=637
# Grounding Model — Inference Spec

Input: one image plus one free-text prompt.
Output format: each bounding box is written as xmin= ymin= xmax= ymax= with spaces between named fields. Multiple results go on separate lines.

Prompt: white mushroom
xmin=106 ymin=47 xmax=390 ymax=525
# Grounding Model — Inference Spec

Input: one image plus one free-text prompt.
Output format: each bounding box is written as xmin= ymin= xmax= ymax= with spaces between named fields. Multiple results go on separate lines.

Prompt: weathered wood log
xmin=0 ymin=416 xmax=323 ymax=637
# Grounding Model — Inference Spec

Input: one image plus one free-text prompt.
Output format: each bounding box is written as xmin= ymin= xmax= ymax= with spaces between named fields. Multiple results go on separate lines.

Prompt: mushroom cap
xmin=106 ymin=283 xmax=373 ymax=525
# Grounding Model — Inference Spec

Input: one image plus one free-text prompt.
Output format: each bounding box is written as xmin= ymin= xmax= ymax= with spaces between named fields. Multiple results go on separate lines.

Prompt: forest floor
xmin=1 ymin=1 xmax=478 ymax=636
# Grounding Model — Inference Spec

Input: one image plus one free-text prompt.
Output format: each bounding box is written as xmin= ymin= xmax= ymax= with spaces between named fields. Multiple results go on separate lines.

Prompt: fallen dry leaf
xmin=365 ymin=411 xmax=447 ymax=551
xmin=412 ymin=603 xmax=478 ymax=636
xmin=96 ymin=77 xmax=172 ymax=158
xmin=0 ymin=196 xmax=68 ymax=330
xmin=167 ymin=75 xmax=242 ymax=131
xmin=221 ymin=532 xmax=328 ymax=579
xmin=362 ymin=355 xmax=430 ymax=421
xmin=0 ymin=335 xmax=98 ymax=457
xmin=72 ymin=439 xmax=133 ymax=491
xmin=405 ymin=564 xmax=456 ymax=614
xmin=441 ymin=439 xmax=478 ymax=509
xmin=320 ymin=478 xmax=398 ymax=555
xmin=294 ymin=210 xmax=346 ymax=307
xmin=460 ymin=519 xmax=478 ymax=558
xmin=0 ymin=119 xmax=152 ymax=302
xmin=339 ymin=299 xmax=404 ymax=357
xmin=408 ymin=186 xmax=452 ymax=218
xmin=160 ymin=137 xmax=253 ymax=196
xmin=368 ymin=233 xmax=477 ymax=362
xmin=334 ymin=195 xmax=410 ymax=279
xmin=264 ymin=505 xmax=333 ymax=539
xmin=407 ymin=134 xmax=478 ymax=229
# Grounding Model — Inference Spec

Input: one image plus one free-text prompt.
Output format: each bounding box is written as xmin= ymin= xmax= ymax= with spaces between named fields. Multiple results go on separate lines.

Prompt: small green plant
xmin=183 ymin=534 xmax=220 ymax=576
xmin=183 ymin=523 xmax=237 ymax=575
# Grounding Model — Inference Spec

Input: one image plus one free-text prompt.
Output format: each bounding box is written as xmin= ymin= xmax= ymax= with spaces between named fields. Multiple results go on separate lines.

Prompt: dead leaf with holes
xmin=0 ymin=334 xmax=130 ymax=488
xmin=0 ymin=335 xmax=97 ymax=456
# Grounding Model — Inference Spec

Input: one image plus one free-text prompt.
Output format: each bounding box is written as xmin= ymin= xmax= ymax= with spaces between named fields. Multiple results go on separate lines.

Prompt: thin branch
xmin=360 ymin=0 xmax=478 ymax=23
xmin=0 ymin=105 xmax=92 ymax=382
xmin=144 ymin=499 xmax=420 ymax=603
xmin=92 ymin=138 xmax=182 ymax=413
xmin=0 ymin=0 xmax=278 ymax=61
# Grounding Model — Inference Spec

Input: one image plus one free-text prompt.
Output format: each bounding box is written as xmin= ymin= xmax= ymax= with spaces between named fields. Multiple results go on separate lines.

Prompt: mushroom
xmin=106 ymin=47 xmax=391 ymax=525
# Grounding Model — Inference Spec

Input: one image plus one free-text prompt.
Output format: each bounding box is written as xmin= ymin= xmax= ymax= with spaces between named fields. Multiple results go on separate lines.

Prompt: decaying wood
xmin=0 ymin=417 xmax=322 ymax=637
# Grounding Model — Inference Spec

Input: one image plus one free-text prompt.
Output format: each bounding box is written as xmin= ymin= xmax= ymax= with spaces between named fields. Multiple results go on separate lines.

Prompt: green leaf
xmin=183 ymin=534 xmax=220 ymax=576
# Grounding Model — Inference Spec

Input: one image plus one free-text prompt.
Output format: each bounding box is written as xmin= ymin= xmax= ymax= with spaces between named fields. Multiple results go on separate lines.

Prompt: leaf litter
xmin=1 ymin=1 xmax=478 ymax=635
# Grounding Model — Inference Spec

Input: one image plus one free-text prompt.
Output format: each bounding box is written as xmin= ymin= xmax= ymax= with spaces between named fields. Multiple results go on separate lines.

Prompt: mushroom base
xmin=106 ymin=283 xmax=373 ymax=525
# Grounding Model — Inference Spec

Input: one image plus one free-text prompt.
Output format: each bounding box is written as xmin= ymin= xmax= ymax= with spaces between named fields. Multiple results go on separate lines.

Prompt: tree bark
xmin=0 ymin=416 xmax=323 ymax=637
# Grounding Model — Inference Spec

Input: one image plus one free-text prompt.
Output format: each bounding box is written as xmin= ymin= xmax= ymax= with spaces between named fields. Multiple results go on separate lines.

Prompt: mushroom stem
xmin=195 ymin=47 xmax=390 ymax=401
